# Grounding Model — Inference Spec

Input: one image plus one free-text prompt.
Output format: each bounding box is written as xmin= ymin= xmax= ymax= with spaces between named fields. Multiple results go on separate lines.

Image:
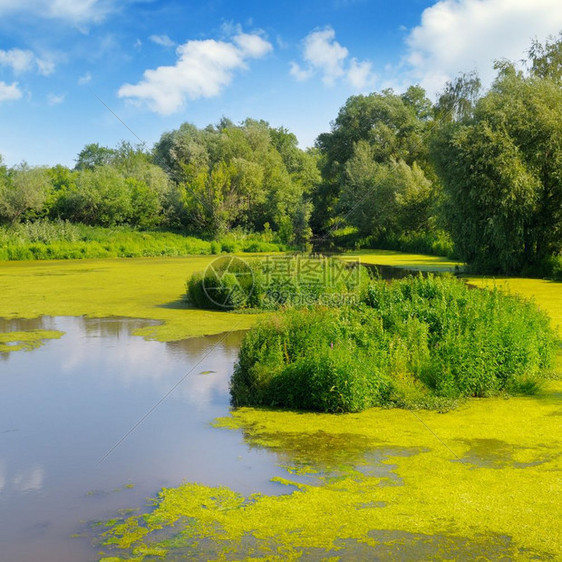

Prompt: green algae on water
xmin=0 ymin=329 xmax=64 ymax=354
xmin=98 ymin=381 xmax=562 ymax=561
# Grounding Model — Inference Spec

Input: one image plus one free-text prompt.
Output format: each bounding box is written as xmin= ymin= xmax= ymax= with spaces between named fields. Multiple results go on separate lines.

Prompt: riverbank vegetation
xmin=231 ymin=275 xmax=556 ymax=412
xmin=1 ymin=35 xmax=561 ymax=277
xmin=0 ymin=220 xmax=284 ymax=261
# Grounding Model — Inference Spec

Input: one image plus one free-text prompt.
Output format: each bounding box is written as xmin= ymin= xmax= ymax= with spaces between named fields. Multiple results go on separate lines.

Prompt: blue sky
xmin=1 ymin=0 xmax=562 ymax=167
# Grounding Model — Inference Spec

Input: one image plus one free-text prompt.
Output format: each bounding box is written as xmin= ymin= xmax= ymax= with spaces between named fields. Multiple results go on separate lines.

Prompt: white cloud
xmin=232 ymin=32 xmax=271 ymax=57
xmin=405 ymin=0 xmax=562 ymax=96
xmin=149 ymin=34 xmax=175 ymax=48
xmin=0 ymin=48 xmax=34 ymax=73
xmin=302 ymin=27 xmax=348 ymax=85
xmin=47 ymin=92 xmax=65 ymax=105
xmin=78 ymin=71 xmax=92 ymax=85
xmin=0 ymin=0 xmax=119 ymax=23
xmin=118 ymin=30 xmax=273 ymax=115
xmin=290 ymin=27 xmax=375 ymax=89
xmin=289 ymin=61 xmax=313 ymax=81
xmin=0 ymin=81 xmax=22 ymax=102
xmin=0 ymin=48 xmax=54 ymax=76
xmin=347 ymin=58 xmax=375 ymax=90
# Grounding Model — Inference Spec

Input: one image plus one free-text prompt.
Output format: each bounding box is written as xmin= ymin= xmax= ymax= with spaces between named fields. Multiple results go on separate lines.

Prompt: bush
xmin=231 ymin=275 xmax=556 ymax=412
xmin=186 ymin=255 xmax=370 ymax=311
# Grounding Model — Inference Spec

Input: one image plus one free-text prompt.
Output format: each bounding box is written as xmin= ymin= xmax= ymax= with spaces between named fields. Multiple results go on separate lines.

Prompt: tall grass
xmin=0 ymin=220 xmax=286 ymax=261
xmin=231 ymin=274 xmax=556 ymax=412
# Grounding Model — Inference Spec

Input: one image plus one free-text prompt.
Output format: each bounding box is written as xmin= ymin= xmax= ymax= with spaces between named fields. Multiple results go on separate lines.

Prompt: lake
xmin=1 ymin=314 xmax=560 ymax=560
xmin=0 ymin=316 xmax=293 ymax=562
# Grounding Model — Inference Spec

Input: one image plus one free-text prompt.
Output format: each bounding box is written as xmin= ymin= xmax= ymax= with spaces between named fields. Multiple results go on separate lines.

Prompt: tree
xmin=431 ymin=38 xmax=562 ymax=273
xmin=65 ymin=166 xmax=132 ymax=226
xmin=338 ymin=141 xmax=433 ymax=239
xmin=153 ymin=119 xmax=319 ymax=243
xmin=435 ymin=71 xmax=481 ymax=123
xmin=75 ymin=143 xmax=118 ymax=171
xmin=313 ymin=88 xmax=436 ymax=238
xmin=0 ymin=164 xmax=51 ymax=224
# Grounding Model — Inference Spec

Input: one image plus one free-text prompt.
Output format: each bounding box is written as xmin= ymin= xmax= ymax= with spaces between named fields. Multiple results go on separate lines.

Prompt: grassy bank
xmin=0 ymin=222 xmax=285 ymax=261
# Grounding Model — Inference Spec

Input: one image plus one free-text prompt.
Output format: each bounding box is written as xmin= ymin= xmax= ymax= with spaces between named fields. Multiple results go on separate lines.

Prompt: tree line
xmin=1 ymin=34 xmax=561 ymax=276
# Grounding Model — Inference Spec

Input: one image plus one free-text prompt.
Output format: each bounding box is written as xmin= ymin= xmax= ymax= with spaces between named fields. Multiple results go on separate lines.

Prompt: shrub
xmin=231 ymin=274 xmax=556 ymax=412
xmin=186 ymin=255 xmax=370 ymax=311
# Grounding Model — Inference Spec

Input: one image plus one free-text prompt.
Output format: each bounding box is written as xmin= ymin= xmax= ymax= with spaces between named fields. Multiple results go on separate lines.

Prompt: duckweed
xmin=0 ymin=329 xmax=63 ymax=353
xmin=98 ymin=376 xmax=562 ymax=560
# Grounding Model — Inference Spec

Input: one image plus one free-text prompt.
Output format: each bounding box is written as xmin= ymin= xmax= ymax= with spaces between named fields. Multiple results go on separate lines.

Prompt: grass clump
xmin=186 ymin=254 xmax=370 ymax=311
xmin=231 ymin=275 xmax=556 ymax=412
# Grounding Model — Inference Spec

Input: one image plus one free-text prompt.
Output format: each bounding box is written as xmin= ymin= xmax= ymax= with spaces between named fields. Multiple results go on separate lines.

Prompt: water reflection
xmin=0 ymin=316 xmax=58 ymax=333
xmin=0 ymin=316 xmax=282 ymax=562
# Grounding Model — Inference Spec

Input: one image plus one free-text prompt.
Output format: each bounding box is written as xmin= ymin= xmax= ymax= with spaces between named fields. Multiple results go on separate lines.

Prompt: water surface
xmin=0 ymin=316 xmax=290 ymax=562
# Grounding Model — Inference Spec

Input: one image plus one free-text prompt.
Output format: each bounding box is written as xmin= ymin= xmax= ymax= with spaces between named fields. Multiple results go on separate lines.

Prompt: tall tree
xmin=432 ymin=38 xmax=562 ymax=273
xmin=75 ymin=143 xmax=117 ymax=171
xmin=313 ymin=88 xmax=435 ymax=238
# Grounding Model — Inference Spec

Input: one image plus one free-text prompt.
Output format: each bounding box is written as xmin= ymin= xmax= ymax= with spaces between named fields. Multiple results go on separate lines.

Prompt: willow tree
xmin=432 ymin=37 xmax=562 ymax=274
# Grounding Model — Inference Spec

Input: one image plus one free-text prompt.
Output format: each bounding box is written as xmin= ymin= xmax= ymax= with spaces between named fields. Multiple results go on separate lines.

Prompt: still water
xmin=0 ymin=317 xmax=291 ymax=562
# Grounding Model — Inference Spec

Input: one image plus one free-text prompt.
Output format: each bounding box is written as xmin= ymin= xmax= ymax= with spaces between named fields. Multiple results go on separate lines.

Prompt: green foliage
xmin=360 ymin=229 xmax=455 ymax=258
xmin=432 ymin=37 xmax=562 ymax=276
xmin=0 ymin=221 xmax=285 ymax=261
xmin=231 ymin=275 xmax=556 ymax=412
xmin=153 ymin=119 xmax=318 ymax=245
xmin=186 ymin=255 xmax=370 ymax=311
xmin=0 ymin=164 xmax=51 ymax=224
xmin=74 ymin=143 xmax=118 ymax=171
xmin=338 ymin=144 xmax=434 ymax=239
xmin=231 ymin=307 xmax=391 ymax=412
xmin=313 ymin=88 xmax=435 ymax=234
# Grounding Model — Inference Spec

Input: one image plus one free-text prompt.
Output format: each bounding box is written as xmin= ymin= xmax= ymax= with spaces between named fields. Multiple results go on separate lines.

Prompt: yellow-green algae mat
xmin=97 ymin=386 xmax=562 ymax=560
xmin=0 ymin=256 xmax=263 ymax=347
xmin=0 ymin=329 xmax=63 ymax=353
xmin=97 ymin=278 xmax=562 ymax=561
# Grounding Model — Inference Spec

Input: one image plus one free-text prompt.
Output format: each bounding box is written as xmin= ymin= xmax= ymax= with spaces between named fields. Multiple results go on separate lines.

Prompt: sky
xmin=1 ymin=0 xmax=562 ymax=167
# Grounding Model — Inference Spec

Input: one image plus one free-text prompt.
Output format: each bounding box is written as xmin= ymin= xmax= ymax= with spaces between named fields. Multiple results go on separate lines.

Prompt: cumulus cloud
xmin=0 ymin=81 xmax=22 ymax=102
xmin=290 ymin=27 xmax=374 ymax=89
xmin=149 ymin=34 xmax=175 ymax=48
xmin=0 ymin=0 xmax=119 ymax=23
xmin=0 ymin=48 xmax=54 ymax=76
xmin=118 ymin=30 xmax=273 ymax=115
xmin=405 ymin=0 xmax=562 ymax=96
xmin=291 ymin=27 xmax=347 ymax=85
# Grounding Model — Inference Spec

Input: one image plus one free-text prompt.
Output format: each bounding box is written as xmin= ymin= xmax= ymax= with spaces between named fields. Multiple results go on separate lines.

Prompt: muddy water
xmin=0 ymin=317 xmax=293 ymax=562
